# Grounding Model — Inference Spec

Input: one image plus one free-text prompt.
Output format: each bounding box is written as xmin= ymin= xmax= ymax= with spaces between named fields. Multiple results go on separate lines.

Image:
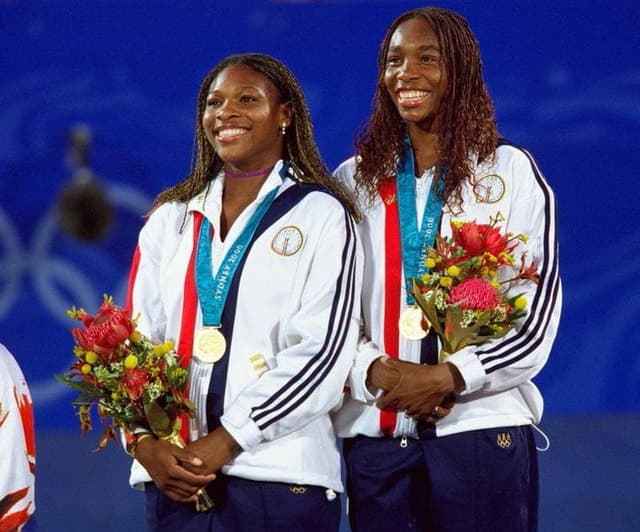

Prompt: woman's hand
xmin=134 ymin=436 xmax=215 ymax=503
xmin=185 ymin=426 xmax=242 ymax=476
xmin=374 ymin=358 xmax=463 ymax=420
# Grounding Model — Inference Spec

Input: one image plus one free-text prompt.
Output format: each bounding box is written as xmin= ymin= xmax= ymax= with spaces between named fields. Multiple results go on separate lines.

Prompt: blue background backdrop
xmin=1 ymin=1 xmax=639 ymax=530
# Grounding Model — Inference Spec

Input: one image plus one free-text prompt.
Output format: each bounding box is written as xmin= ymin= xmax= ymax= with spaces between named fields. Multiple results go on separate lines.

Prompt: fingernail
xmin=192 ymin=457 xmax=203 ymax=466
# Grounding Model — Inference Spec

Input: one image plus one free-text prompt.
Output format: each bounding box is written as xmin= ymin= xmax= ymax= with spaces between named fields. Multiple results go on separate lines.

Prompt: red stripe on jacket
xmin=379 ymin=181 xmax=401 ymax=436
xmin=176 ymin=211 xmax=205 ymax=443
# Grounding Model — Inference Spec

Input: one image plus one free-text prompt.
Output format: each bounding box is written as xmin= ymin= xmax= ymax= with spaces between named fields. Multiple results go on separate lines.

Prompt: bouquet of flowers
xmin=411 ymin=213 xmax=539 ymax=361
xmin=56 ymin=295 xmax=213 ymax=511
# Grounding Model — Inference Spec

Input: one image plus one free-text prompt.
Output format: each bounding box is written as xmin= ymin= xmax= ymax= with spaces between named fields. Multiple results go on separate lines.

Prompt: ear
xmin=279 ymin=102 xmax=293 ymax=128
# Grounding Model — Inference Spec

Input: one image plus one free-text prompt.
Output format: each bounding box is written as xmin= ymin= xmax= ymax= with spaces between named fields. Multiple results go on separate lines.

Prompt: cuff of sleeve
xmin=350 ymin=350 xmax=387 ymax=403
xmin=220 ymin=405 xmax=263 ymax=451
xmin=446 ymin=349 xmax=487 ymax=394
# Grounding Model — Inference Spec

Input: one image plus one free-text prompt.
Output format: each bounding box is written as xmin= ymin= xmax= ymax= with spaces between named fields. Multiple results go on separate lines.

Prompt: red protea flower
xmin=451 ymin=220 xmax=510 ymax=258
xmin=71 ymin=300 xmax=134 ymax=360
xmin=121 ymin=368 xmax=150 ymax=401
xmin=449 ymin=278 xmax=499 ymax=311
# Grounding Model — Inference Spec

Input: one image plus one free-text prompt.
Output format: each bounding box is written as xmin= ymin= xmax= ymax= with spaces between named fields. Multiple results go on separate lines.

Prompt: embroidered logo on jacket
xmin=271 ymin=226 xmax=304 ymax=256
xmin=473 ymin=174 xmax=506 ymax=204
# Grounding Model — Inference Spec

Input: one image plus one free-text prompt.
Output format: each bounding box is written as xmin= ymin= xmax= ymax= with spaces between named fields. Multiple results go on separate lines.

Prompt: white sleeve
xmin=448 ymin=149 xmax=562 ymax=394
xmin=126 ymin=206 xmax=169 ymax=343
xmin=221 ymin=204 xmax=363 ymax=450
xmin=332 ymin=157 xmax=385 ymax=403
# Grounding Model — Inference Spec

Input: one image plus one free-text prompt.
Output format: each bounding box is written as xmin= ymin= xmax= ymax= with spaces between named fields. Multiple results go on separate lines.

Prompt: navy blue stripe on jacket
xmin=251 ymin=207 xmax=358 ymax=429
xmin=476 ymin=142 xmax=560 ymax=374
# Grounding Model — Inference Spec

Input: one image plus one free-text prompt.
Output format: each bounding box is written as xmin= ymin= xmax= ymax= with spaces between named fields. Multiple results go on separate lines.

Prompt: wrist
xmin=217 ymin=426 xmax=241 ymax=459
xmin=127 ymin=432 xmax=155 ymax=459
xmin=444 ymin=362 xmax=465 ymax=393
xmin=368 ymin=355 xmax=401 ymax=391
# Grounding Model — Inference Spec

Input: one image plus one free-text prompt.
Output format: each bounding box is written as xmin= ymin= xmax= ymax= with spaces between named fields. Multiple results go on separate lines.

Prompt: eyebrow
xmin=387 ymin=44 xmax=440 ymax=53
xmin=208 ymin=85 xmax=261 ymax=94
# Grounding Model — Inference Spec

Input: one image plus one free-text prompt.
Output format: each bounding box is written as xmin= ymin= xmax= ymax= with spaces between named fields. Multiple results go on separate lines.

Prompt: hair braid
xmin=355 ymin=7 xmax=498 ymax=212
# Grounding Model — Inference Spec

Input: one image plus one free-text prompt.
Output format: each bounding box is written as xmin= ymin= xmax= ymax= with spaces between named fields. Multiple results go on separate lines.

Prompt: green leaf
xmin=143 ymin=398 xmax=173 ymax=437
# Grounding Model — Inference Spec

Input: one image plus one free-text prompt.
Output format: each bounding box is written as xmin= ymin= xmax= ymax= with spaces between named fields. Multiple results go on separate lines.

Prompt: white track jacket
xmin=332 ymin=141 xmax=562 ymax=439
xmin=127 ymin=161 xmax=362 ymax=492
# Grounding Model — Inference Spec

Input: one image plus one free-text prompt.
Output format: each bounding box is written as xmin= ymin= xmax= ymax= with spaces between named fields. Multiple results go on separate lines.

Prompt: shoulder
xmin=142 ymin=200 xmax=190 ymax=236
xmin=475 ymin=140 xmax=555 ymax=207
xmin=332 ymin=156 xmax=358 ymax=187
xmin=492 ymin=139 xmax=544 ymax=176
xmin=478 ymin=139 xmax=551 ymax=189
xmin=283 ymin=181 xmax=352 ymax=217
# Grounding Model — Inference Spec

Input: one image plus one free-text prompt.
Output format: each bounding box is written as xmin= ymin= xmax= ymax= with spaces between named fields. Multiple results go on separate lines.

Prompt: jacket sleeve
xmin=447 ymin=148 xmax=562 ymax=395
xmin=331 ymin=158 xmax=386 ymax=403
xmin=220 ymin=202 xmax=363 ymax=450
xmin=125 ymin=206 xmax=169 ymax=344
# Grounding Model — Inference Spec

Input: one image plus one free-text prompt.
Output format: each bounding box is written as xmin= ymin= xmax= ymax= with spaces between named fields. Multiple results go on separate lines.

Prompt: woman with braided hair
xmin=126 ymin=53 xmax=362 ymax=531
xmin=333 ymin=7 xmax=561 ymax=531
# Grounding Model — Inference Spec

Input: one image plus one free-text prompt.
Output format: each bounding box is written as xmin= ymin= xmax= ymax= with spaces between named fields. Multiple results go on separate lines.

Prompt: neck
xmin=407 ymin=125 xmax=439 ymax=176
xmin=224 ymin=165 xmax=274 ymax=179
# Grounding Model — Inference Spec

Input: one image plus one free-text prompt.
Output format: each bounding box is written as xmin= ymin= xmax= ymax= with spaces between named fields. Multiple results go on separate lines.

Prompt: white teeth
xmin=398 ymin=90 xmax=429 ymax=102
xmin=217 ymin=128 xmax=246 ymax=138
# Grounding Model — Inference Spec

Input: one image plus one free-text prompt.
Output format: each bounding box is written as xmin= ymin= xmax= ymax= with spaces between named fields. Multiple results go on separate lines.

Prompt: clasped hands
xmin=369 ymin=356 xmax=463 ymax=423
xmin=134 ymin=425 xmax=240 ymax=504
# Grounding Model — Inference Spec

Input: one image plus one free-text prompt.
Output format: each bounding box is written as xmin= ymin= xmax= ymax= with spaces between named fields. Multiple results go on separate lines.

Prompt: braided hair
xmin=355 ymin=7 xmax=499 ymax=212
xmin=153 ymin=53 xmax=359 ymax=220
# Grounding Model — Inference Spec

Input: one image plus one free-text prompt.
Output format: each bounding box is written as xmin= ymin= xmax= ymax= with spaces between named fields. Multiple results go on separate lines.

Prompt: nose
xmin=397 ymin=58 xmax=419 ymax=81
xmin=215 ymin=99 xmax=239 ymax=121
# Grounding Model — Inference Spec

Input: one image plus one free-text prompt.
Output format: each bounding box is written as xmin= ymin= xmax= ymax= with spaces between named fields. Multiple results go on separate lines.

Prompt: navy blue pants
xmin=144 ymin=475 xmax=341 ymax=531
xmin=343 ymin=425 xmax=538 ymax=532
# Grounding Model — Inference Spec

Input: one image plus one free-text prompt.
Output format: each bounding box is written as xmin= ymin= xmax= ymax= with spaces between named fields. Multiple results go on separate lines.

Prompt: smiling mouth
xmin=397 ymin=90 xmax=430 ymax=105
xmin=216 ymin=128 xmax=248 ymax=139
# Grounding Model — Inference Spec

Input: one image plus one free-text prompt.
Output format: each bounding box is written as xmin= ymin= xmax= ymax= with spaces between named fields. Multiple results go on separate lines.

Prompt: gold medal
xmin=398 ymin=306 xmax=429 ymax=340
xmin=194 ymin=328 xmax=226 ymax=363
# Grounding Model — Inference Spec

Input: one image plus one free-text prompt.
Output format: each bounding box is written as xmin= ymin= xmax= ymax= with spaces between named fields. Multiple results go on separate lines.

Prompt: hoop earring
xmin=280 ymin=123 xmax=287 ymax=136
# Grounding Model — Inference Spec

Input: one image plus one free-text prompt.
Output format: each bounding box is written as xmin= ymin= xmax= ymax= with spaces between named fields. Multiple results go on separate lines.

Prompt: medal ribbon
xmin=396 ymin=136 xmax=444 ymax=305
xmin=195 ymin=163 xmax=286 ymax=327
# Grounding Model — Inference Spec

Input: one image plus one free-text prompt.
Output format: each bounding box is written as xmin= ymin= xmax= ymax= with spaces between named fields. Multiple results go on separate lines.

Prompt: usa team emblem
xmin=496 ymin=432 xmax=512 ymax=448
xmin=271 ymin=225 xmax=304 ymax=256
xmin=473 ymin=173 xmax=506 ymax=204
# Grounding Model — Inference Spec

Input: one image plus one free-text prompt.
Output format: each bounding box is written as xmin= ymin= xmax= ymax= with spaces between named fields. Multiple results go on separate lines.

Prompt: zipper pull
xmin=400 ymin=436 xmax=408 ymax=448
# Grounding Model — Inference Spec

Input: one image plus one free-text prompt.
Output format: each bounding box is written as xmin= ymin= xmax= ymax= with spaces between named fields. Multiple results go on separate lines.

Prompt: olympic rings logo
xmin=0 ymin=183 xmax=152 ymax=403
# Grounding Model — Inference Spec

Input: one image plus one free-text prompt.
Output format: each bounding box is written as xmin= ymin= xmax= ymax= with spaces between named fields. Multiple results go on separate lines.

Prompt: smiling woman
xmin=123 ymin=53 xmax=363 ymax=531
xmin=332 ymin=7 xmax=561 ymax=532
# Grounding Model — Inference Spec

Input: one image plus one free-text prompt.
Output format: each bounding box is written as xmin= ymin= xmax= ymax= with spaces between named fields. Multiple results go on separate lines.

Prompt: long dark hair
xmin=153 ymin=53 xmax=359 ymax=219
xmin=355 ymin=7 xmax=499 ymax=212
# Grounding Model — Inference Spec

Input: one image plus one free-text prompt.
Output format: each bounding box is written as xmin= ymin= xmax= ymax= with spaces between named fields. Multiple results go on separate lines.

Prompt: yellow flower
xmin=515 ymin=296 xmax=528 ymax=310
xmin=85 ymin=351 xmax=98 ymax=364
xmin=130 ymin=331 xmax=143 ymax=343
xmin=440 ymin=277 xmax=453 ymax=288
xmin=153 ymin=340 xmax=174 ymax=356
xmin=425 ymin=258 xmax=437 ymax=269
xmin=421 ymin=273 xmax=432 ymax=283
xmin=446 ymin=265 xmax=460 ymax=277
xmin=111 ymin=392 xmax=119 ymax=400
xmin=124 ymin=354 xmax=138 ymax=369
xmin=81 ymin=364 xmax=92 ymax=374
xmin=490 ymin=281 xmax=501 ymax=289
